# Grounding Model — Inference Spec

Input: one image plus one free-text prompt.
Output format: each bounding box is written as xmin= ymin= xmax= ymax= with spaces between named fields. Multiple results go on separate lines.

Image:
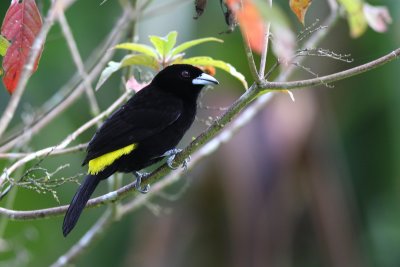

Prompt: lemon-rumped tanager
xmin=62 ymin=64 xmax=219 ymax=236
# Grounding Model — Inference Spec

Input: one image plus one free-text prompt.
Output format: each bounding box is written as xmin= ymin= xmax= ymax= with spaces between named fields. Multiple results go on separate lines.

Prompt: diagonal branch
xmin=0 ymin=143 xmax=87 ymax=159
xmin=49 ymin=209 xmax=114 ymax=267
xmin=262 ymin=48 xmax=400 ymax=90
xmin=57 ymin=10 xmax=101 ymax=117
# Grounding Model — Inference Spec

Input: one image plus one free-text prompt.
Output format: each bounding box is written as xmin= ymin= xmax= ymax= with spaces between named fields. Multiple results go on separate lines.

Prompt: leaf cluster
xmin=96 ymin=31 xmax=248 ymax=90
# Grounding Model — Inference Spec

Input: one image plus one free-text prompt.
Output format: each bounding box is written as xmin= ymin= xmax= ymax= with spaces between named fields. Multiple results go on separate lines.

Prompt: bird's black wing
xmin=82 ymin=90 xmax=183 ymax=165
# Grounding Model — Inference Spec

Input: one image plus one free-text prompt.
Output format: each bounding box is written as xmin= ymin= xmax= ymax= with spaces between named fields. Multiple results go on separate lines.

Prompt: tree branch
xmin=258 ymin=0 xmax=272 ymax=78
xmin=0 ymin=143 xmax=87 ymax=159
xmin=57 ymin=10 xmax=101 ymax=117
xmin=262 ymin=48 xmax=400 ymax=90
xmin=49 ymin=209 xmax=114 ymax=267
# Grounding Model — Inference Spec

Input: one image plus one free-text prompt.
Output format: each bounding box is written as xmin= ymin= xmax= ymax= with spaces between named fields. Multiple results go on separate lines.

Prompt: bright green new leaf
xmin=337 ymin=0 xmax=367 ymax=38
xmin=175 ymin=56 xmax=248 ymax=89
xmin=115 ymin=43 xmax=158 ymax=58
xmin=149 ymin=31 xmax=178 ymax=59
xmin=96 ymin=54 xmax=158 ymax=90
xmin=119 ymin=54 xmax=159 ymax=69
xmin=0 ymin=35 xmax=10 ymax=57
xmin=171 ymin=37 xmax=223 ymax=56
xmin=98 ymin=31 xmax=245 ymax=91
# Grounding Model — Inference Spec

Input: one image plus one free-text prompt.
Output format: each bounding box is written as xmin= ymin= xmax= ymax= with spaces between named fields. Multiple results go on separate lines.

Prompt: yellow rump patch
xmin=88 ymin=144 xmax=137 ymax=175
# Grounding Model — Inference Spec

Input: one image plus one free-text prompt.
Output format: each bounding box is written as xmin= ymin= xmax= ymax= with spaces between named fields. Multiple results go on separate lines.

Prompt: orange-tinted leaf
xmin=289 ymin=0 xmax=312 ymax=25
xmin=1 ymin=0 xmax=43 ymax=94
xmin=226 ymin=0 xmax=265 ymax=54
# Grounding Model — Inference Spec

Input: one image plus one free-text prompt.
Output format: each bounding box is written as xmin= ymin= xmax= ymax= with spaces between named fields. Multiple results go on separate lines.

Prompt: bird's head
xmin=152 ymin=64 xmax=219 ymax=98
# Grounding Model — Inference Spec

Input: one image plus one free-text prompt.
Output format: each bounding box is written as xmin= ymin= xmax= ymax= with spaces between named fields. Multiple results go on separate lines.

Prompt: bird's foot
xmin=163 ymin=149 xmax=191 ymax=171
xmin=133 ymin=171 xmax=150 ymax=194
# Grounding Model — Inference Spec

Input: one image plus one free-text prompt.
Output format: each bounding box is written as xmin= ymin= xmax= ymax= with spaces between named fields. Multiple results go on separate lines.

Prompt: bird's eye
xmin=181 ymin=70 xmax=190 ymax=78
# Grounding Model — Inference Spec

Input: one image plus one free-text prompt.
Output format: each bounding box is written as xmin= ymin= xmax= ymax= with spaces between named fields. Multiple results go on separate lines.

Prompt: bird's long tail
xmin=62 ymin=175 xmax=100 ymax=237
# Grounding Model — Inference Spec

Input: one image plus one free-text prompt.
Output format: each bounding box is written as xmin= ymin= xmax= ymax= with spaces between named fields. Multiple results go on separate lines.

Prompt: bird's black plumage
xmin=62 ymin=64 xmax=218 ymax=236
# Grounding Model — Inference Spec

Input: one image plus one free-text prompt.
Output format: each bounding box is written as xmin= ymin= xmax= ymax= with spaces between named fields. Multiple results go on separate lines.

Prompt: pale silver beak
xmin=192 ymin=73 xmax=219 ymax=86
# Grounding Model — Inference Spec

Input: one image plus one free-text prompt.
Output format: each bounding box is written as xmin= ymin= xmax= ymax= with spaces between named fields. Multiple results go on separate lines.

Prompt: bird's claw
xmin=163 ymin=149 xmax=190 ymax=171
xmin=163 ymin=148 xmax=181 ymax=169
xmin=133 ymin=171 xmax=150 ymax=194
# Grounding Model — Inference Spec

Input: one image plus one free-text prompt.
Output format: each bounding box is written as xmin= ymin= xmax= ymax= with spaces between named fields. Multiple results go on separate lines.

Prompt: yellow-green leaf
xmin=175 ymin=56 xmax=248 ymax=89
xmin=0 ymin=35 xmax=10 ymax=57
xmin=337 ymin=0 xmax=367 ymax=38
xmin=96 ymin=54 xmax=158 ymax=90
xmin=114 ymin=43 xmax=158 ymax=58
xmin=289 ymin=0 xmax=313 ymax=25
xmin=149 ymin=31 xmax=178 ymax=59
xmin=171 ymin=37 xmax=223 ymax=56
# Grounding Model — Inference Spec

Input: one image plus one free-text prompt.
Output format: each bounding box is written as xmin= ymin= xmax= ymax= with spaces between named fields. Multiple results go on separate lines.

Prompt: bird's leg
xmin=133 ymin=171 xmax=150 ymax=194
xmin=162 ymin=149 xmax=191 ymax=171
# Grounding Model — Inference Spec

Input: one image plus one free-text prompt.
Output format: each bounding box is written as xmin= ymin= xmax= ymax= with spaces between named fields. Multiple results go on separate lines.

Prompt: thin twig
xmin=258 ymin=0 xmax=272 ymax=78
xmin=262 ymin=48 xmax=400 ymax=91
xmin=49 ymin=209 xmax=114 ymax=267
xmin=57 ymin=10 xmax=101 ymax=118
xmin=0 ymin=143 xmax=87 ymax=159
xmin=242 ymin=33 xmax=260 ymax=83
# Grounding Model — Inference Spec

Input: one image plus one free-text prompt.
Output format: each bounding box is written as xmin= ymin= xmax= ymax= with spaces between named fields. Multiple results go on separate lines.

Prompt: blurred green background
xmin=1 ymin=0 xmax=400 ymax=266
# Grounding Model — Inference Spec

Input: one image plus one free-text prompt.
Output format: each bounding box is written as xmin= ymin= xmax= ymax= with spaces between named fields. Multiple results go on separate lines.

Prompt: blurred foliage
xmin=0 ymin=0 xmax=400 ymax=267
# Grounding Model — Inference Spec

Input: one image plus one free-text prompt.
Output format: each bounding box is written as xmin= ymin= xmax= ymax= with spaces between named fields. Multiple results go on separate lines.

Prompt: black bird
xmin=62 ymin=64 xmax=218 ymax=236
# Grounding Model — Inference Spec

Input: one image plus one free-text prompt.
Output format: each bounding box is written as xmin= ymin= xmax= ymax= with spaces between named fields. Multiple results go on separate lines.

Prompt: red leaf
xmin=226 ymin=0 xmax=265 ymax=54
xmin=1 ymin=0 xmax=43 ymax=94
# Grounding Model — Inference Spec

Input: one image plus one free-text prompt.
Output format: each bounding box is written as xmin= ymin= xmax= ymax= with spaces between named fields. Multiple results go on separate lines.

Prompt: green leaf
xmin=337 ymin=0 xmax=367 ymax=38
xmin=114 ymin=43 xmax=158 ymax=58
xmin=96 ymin=54 xmax=159 ymax=90
xmin=175 ymin=57 xmax=248 ymax=89
xmin=171 ymin=37 xmax=223 ymax=56
xmin=149 ymin=31 xmax=178 ymax=59
xmin=0 ymin=35 xmax=10 ymax=57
